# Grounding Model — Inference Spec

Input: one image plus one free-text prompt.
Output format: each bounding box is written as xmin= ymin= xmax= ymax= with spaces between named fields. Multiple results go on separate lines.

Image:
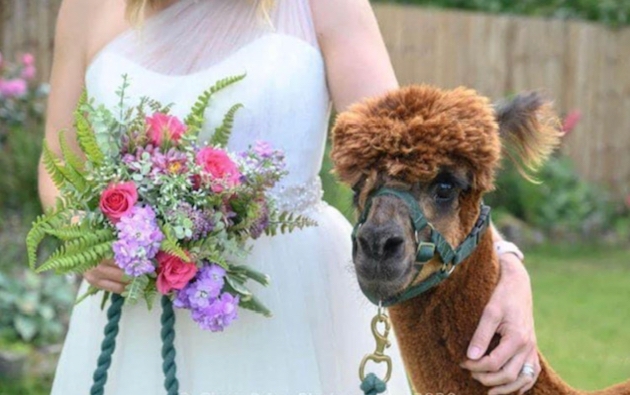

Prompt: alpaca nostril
xmin=357 ymin=234 xmax=373 ymax=257
xmin=383 ymin=236 xmax=404 ymax=259
xmin=356 ymin=225 xmax=406 ymax=261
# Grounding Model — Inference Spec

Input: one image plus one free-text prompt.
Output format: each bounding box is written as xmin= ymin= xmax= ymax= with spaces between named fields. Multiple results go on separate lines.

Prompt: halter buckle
xmin=441 ymin=261 xmax=456 ymax=276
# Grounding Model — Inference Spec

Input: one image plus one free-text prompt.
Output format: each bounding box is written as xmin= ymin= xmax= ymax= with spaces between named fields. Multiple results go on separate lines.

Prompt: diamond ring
xmin=520 ymin=363 xmax=536 ymax=378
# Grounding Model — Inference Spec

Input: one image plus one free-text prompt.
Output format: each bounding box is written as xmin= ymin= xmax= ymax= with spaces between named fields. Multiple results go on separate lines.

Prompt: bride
xmin=39 ymin=0 xmax=539 ymax=394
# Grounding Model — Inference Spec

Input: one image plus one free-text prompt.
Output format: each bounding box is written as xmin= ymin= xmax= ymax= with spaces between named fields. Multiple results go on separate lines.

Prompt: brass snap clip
xmin=359 ymin=305 xmax=393 ymax=383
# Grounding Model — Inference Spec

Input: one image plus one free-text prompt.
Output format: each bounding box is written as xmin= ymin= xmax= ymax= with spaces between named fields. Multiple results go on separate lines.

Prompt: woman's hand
xmin=461 ymin=253 xmax=540 ymax=395
xmin=83 ymin=259 xmax=128 ymax=294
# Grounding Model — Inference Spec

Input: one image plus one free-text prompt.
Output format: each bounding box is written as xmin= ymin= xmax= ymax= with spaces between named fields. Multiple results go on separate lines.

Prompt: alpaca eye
xmin=435 ymin=182 xmax=456 ymax=202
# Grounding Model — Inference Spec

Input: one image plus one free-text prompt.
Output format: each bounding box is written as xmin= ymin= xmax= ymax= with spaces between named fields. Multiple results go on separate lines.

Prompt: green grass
xmin=527 ymin=244 xmax=630 ymax=391
xmin=0 ymin=374 xmax=52 ymax=395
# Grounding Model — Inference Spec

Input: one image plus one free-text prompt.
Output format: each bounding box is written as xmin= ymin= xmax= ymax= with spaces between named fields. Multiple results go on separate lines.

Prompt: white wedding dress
xmin=50 ymin=1 xmax=410 ymax=394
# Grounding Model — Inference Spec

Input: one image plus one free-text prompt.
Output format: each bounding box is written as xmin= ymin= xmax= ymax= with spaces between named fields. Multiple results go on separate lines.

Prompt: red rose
xmin=156 ymin=251 xmax=198 ymax=294
xmin=99 ymin=181 xmax=138 ymax=223
xmin=195 ymin=147 xmax=241 ymax=192
xmin=146 ymin=113 xmax=187 ymax=146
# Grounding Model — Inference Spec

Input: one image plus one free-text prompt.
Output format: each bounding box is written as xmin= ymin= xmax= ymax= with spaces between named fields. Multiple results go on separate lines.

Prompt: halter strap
xmin=352 ymin=188 xmax=491 ymax=307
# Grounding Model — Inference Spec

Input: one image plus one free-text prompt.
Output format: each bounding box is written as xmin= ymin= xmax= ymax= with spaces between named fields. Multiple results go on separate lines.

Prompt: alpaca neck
xmin=388 ymin=230 xmax=501 ymax=394
xmin=387 ymin=231 xmax=593 ymax=395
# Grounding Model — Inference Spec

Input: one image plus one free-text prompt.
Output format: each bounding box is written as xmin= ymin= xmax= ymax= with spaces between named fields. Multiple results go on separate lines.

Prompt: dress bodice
xmin=85 ymin=0 xmax=330 ymax=210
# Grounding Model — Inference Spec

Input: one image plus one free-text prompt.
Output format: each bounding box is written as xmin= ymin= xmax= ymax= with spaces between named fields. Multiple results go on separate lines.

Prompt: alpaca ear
xmin=493 ymin=92 xmax=563 ymax=182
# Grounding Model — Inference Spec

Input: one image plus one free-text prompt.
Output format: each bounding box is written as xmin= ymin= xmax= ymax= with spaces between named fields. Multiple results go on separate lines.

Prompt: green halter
xmin=352 ymin=188 xmax=491 ymax=307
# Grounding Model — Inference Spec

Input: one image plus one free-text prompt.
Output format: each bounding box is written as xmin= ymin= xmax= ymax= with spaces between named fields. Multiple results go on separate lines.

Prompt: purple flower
xmin=167 ymin=202 xmax=214 ymax=241
xmin=112 ymin=205 xmax=164 ymax=277
xmin=253 ymin=141 xmax=274 ymax=158
xmin=249 ymin=202 xmax=269 ymax=239
xmin=237 ymin=142 xmax=286 ymax=188
xmin=173 ymin=264 xmax=226 ymax=310
xmin=173 ymin=288 xmax=191 ymax=309
xmin=191 ymin=292 xmax=239 ymax=332
xmin=171 ymin=263 xmax=239 ymax=331
xmin=151 ymin=148 xmax=188 ymax=175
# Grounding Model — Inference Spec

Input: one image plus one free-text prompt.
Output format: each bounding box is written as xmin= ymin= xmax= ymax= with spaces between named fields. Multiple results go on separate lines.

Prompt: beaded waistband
xmin=268 ymin=176 xmax=326 ymax=213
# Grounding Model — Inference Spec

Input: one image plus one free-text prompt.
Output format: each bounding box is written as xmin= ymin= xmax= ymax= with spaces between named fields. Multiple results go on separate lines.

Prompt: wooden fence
xmin=1 ymin=1 xmax=629 ymax=197
xmin=0 ymin=0 xmax=61 ymax=84
xmin=376 ymin=4 xmax=630 ymax=197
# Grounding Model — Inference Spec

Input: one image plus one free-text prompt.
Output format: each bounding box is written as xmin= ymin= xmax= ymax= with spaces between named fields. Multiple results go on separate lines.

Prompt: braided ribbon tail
xmin=361 ymin=373 xmax=387 ymax=395
xmin=90 ymin=293 xmax=125 ymax=395
xmin=161 ymin=295 xmax=180 ymax=395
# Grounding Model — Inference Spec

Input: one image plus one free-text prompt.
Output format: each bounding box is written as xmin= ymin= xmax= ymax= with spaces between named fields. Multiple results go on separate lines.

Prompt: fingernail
xmin=468 ymin=346 xmax=482 ymax=359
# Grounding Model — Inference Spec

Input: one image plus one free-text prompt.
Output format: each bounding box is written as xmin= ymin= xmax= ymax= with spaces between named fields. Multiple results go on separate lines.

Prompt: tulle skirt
xmin=50 ymin=203 xmax=411 ymax=395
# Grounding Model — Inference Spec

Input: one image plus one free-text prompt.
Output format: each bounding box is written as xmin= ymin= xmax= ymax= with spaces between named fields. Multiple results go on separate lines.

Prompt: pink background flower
xmin=156 ymin=251 xmax=198 ymax=294
xmin=21 ymin=65 xmax=36 ymax=81
xmin=21 ymin=53 xmax=34 ymax=66
xmin=196 ymin=147 xmax=241 ymax=192
xmin=145 ymin=113 xmax=187 ymax=146
xmin=99 ymin=181 xmax=138 ymax=223
xmin=0 ymin=79 xmax=27 ymax=98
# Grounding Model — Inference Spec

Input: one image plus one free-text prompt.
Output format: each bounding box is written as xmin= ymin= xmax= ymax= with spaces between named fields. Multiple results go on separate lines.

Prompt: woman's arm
xmin=312 ymin=1 xmax=539 ymax=393
xmin=39 ymin=0 xmax=127 ymax=294
xmin=310 ymin=0 xmax=398 ymax=112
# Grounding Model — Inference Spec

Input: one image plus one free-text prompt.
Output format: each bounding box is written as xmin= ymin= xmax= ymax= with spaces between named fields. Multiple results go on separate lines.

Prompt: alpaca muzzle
xmin=352 ymin=187 xmax=492 ymax=307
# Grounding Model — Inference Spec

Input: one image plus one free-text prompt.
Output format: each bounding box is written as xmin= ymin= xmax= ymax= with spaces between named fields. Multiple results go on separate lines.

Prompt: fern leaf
xmin=264 ymin=212 xmax=317 ymax=236
xmin=160 ymin=225 xmax=190 ymax=261
xmin=143 ymin=281 xmax=158 ymax=310
xmin=184 ymin=74 xmax=246 ymax=139
xmin=58 ymin=130 xmax=85 ymax=172
xmin=75 ymin=284 xmax=100 ymax=305
xmin=57 ymin=131 xmax=89 ymax=192
xmin=41 ymin=142 xmax=66 ymax=190
xmin=36 ymin=240 xmax=113 ymax=273
xmin=122 ymin=275 xmax=150 ymax=305
xmin=210 ymin=103 xmax=243 ymax=147
xmin=26 ymin=201 xmax=73 ymax=269
xmin=43 ymin=222 xmax=89 ymax=241
xmin=52 ymin=228 xmax=114 ymax=256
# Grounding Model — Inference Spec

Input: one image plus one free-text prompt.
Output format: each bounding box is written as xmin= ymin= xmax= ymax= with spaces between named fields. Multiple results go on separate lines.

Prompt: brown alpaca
xmin=330 ymin=85 xmax=630 ymax=395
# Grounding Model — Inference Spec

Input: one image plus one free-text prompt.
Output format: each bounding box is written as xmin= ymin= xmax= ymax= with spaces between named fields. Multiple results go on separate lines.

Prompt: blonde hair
xmin=126 ymin=0 xmax=276 ymax=24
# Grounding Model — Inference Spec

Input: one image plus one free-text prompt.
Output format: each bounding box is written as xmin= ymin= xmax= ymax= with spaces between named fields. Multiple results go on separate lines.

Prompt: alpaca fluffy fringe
xmin=331 ymin=85 xmax=502 ymax=192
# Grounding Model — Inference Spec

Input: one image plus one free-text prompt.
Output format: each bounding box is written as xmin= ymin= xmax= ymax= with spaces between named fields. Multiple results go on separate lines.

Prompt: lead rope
xmin=359 ymin=305 xmax=392 ymax=395
xmin=90 ymin=293 xmax=124 ymax=395
xmin=90 ymin=293 xmax=180 ymax=395
xmin=161 ymin=294 xmax=180 ymax=395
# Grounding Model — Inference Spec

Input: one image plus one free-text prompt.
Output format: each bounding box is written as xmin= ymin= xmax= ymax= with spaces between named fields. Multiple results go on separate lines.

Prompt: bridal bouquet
xmin=27 ymin=75 xmax=313 ymax=332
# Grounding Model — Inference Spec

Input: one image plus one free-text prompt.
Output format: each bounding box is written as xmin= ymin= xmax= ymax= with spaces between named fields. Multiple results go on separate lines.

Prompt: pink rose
xmin=0 ymin=79 xmax=27 ymax=98
xmin=145 ymin=113 xmax=187 ymax=146
xmin=195 ymin=147 xmax=241 ymax=192
xmin=99 ymin=181 xmax=138 ymax=223
xmin=156 ymin=251 xmax=198 ymax=294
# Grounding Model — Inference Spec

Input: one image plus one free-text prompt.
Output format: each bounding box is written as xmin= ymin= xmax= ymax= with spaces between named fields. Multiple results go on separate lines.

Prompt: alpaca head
xmin=331 ymin=85 xmax=561 ymax=302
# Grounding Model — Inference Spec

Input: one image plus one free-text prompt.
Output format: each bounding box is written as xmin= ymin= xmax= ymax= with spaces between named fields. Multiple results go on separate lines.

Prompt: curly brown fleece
xmin=331 ymin=85 xmax=502 ymax=192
